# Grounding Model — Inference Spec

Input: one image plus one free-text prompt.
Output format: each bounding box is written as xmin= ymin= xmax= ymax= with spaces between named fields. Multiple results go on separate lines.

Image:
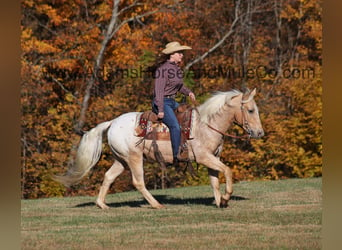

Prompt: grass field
xmin=21 ymin=177 xmax=321 ymax=249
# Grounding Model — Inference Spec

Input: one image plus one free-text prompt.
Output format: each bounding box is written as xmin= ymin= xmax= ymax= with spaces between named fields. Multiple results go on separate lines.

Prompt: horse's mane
xmin=197 ymin=90 xmax=242 ymax=123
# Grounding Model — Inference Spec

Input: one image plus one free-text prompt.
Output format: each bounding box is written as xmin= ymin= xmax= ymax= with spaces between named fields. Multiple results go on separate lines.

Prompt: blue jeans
xmin=153 ymin=98 xmax=180 ymax=159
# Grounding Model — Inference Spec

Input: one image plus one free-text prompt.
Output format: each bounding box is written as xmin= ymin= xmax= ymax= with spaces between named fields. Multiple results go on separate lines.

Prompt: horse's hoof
xmin=153 ymin=204 xmax=166 ymax=209
xmin=96 ymin=201 xmax=110 ymax=209
xmin=219 ymin=197 xmax=229 ymax=208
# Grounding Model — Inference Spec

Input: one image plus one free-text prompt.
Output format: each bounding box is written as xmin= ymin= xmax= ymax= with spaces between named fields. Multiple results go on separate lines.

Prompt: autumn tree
xmin=21 ymin=0 xmax=322 ymax=198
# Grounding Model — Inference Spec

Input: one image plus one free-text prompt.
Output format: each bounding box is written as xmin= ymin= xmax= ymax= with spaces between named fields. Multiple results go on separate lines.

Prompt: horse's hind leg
xmin=96 ymin=160 xmax=124 ymax=209
xmin=129 ymin=153 xmax=165 ymax=209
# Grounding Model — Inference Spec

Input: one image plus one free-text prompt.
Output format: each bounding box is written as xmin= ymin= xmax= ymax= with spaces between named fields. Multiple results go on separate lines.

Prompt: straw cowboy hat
xmin=162 ymin=41 xmax=192 ymax=54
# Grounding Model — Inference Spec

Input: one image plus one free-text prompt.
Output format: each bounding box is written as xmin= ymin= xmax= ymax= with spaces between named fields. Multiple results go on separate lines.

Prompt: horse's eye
xmin=248 ymin=109 xmax=254 ymax=114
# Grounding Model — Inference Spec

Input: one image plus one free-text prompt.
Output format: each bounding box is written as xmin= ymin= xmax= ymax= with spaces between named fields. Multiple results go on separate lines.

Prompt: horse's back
xmin=111 ymin=112 xmax=140 ymax=125
xmin=109 ymin=111 xmax=141 ymax=135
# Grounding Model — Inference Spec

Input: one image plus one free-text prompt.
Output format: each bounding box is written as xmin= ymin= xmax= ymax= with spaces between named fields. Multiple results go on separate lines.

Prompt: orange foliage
xmin=21 ymin=0 xmax=322 ymax=198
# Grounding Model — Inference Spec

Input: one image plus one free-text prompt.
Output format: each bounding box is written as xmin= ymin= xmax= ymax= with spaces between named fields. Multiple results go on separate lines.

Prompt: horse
xmin=55 ymin=88 xmax=264 ymax=209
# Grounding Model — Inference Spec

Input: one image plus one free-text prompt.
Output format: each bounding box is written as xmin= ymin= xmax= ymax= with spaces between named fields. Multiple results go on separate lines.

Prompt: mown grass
xmin=21 ymin=177 xmax=321 ymax=249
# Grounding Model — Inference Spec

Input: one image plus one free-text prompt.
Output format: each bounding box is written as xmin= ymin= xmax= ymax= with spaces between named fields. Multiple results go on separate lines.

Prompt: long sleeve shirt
xmin=153 ymin=61 xmax=191 ymax=112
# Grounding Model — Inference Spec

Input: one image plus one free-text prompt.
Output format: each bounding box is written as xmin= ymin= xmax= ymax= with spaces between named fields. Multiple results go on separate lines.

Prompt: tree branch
xmin=109 ymin=9 xmax=159 ymax=39
xmin=74 ymin=1 xmax=162 ymax=133
xmin=184 ymin=0 xmax=269 ymax=71
xmin=184 ymin=2 xmax=241 ymax=71
xmin=50 ymin=76 xmax=80 ymax=104
xmin=185 ymin=16 xmax=239 ymax=71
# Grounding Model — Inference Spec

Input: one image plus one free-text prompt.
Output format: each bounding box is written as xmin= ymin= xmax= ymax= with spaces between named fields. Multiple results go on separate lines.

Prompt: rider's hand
xmin=189 ymin=92 xmax=196 ymax=102
xmin=157 ymin=112 xmax=164 ymax=119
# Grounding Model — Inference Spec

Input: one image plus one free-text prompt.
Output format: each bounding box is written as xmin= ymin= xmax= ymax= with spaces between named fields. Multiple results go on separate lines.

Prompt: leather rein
xmin=207 ymin=104 xmax=251 ymax=140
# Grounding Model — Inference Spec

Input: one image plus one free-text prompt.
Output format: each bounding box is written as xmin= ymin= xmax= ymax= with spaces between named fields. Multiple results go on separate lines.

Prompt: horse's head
xmin=230 ymin=88 xmax=264 ymax=138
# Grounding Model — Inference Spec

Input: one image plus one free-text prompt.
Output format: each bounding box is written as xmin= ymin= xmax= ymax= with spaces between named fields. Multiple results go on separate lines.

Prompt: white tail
xmin=54 ymin=120 xmax=112 ymax=187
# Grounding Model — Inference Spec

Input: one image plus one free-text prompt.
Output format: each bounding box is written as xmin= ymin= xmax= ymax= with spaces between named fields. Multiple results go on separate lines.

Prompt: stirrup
xmin=176 ymin=150 xmax=189 ymax=162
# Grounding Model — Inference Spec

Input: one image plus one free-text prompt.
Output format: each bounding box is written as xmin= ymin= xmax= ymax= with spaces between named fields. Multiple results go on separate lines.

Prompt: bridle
xmin=237 ymin=103 xmax=252 ymax=135
xmin=207 ymin=101 xmax=252 ymax=140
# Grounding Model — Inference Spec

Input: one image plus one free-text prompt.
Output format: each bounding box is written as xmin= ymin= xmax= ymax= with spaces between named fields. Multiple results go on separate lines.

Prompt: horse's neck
xmin=207 ymin=104 xmax=236 ymax=132
xmin=195 ymin=104 xmax=236 ymax=151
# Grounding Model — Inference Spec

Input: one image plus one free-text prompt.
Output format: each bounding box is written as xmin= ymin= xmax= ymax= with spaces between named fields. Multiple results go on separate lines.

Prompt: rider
xmin=152 ymin=41 xmax=196 ymax=166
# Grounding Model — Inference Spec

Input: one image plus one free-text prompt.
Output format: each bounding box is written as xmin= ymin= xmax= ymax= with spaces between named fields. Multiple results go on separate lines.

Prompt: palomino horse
xmin=56 ymin=88 xmax=264 ymax=208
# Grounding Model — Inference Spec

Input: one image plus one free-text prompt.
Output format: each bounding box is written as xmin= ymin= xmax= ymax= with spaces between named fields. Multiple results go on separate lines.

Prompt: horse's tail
xmin=54 ymin=120 xmax=113 ymax=187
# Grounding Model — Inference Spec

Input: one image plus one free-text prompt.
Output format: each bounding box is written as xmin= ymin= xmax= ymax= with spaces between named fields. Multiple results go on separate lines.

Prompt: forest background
xmin=21 ymin=0 xmax=322 ymax=199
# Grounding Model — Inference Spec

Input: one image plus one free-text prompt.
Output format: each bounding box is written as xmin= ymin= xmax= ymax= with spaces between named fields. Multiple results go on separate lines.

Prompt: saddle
xmin=135 ymin=104 xmax=194 ymax=159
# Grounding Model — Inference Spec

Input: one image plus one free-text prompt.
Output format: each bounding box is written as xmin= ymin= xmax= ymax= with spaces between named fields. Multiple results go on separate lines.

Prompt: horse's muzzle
xmin=250 ymin=129 xmax=264 ymax=138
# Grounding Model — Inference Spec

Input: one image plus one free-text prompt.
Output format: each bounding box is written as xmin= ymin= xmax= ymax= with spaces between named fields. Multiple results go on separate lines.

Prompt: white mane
xmin=197 ymin=90 xmax=242 ymax=123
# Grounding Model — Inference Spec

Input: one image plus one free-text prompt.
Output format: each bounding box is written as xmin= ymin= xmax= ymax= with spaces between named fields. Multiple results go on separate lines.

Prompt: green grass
xmin=21 ymin=178 xmax=321 ymax=249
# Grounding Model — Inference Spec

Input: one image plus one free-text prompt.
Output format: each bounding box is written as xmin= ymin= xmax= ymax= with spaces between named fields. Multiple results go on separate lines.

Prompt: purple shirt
xmin=153 ymin=61 xmax=191 ymax=112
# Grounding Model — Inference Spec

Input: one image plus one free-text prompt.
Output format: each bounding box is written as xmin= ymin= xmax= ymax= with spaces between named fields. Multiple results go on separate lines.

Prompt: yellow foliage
xmin=36 ymin=4 xmax=64 ymax=25
xmin=21 ymin=0 xmax=322 ymax=198
xmin=93 ymin=2 xmax=112 ymax=22
xmin=53 ymin=58 xmax=78 ymax=69
xmin=21 ymin=27 xmax=32 ymax=40
xmin=22 ymin=28 xmax=60 ymax=54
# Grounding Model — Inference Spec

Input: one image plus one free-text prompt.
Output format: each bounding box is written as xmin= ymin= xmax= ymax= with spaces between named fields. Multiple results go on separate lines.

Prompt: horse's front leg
xmin=199 ymin=154 xmax=233 ymax=208
xmin=208 ymin=168 xmax=222 ymax=207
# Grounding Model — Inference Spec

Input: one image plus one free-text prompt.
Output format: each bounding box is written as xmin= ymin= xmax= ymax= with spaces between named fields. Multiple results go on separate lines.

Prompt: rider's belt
xmin=164 ymin=94 xmax=176 ymax=99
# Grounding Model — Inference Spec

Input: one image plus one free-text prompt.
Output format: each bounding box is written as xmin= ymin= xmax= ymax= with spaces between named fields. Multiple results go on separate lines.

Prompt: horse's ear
xmin=229 ymin=93 xmax=243 ymax=106
xmin=241 ymin=88 xmax=256 ymax=104
xmin=250 ymin=88 xmax=256 ymax=98
xmin=242 ymin=86 xmax=250 ymax=94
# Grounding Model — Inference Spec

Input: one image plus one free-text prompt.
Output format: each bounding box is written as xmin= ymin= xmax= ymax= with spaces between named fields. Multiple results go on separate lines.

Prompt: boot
xmin=177 ymin=146 xmax=189 ymax=162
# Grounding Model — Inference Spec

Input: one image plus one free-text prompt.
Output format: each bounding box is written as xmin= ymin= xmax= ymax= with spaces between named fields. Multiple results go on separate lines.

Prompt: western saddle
xmin=135 ymin=104 xmax=194 ymax=160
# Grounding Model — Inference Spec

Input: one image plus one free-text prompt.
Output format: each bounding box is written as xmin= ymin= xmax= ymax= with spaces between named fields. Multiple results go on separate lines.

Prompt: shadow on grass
xmin=74 ymin=195 xmax=249 ymax=208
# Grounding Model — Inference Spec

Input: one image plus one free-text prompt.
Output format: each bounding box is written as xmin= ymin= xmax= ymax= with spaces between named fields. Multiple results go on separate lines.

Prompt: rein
xmin=206 ymin=103 xmax=251 ymax=140
xmin=207 ymin=124 xmax=250 ymax=140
